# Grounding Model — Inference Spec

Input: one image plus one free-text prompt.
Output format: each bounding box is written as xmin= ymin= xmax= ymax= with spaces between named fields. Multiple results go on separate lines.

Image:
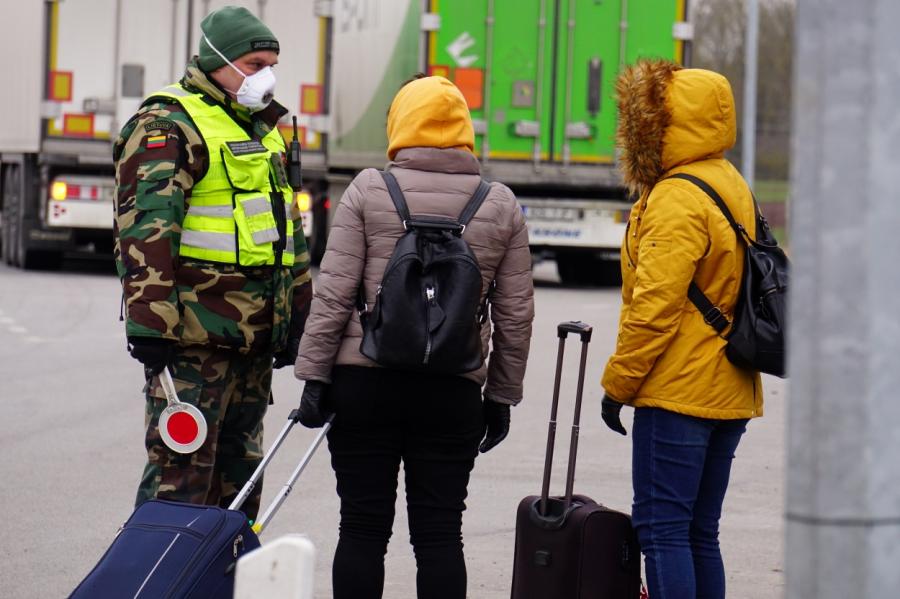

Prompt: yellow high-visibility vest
xmin=151 ymin=84 xmax=295 ymax=267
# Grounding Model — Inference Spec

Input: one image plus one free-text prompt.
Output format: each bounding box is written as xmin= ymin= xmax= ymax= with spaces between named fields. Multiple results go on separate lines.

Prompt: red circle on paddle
xmin=166 ymin=411 xmax=200 ymax=445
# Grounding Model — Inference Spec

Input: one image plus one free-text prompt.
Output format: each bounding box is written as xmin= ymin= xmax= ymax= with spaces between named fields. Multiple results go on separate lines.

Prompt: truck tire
xmin=556 ymin=254 xmax=622 ymax=287
xmin=309 ymin=195 xmax=328 ymax=265
xmin=2 ymin=164 xmax=22 ymax=267
xmin=2 ymin=163 xmax=62 ymax=270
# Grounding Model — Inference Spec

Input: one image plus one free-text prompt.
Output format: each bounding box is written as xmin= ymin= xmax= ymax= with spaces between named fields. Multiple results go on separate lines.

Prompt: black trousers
xmin=326 ymin=366 xmax=485 ymax=599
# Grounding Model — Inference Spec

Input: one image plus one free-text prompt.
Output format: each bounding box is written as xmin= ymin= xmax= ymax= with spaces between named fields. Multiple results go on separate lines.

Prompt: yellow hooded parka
xmin=601 ymin=61 xmax=763 ymax=420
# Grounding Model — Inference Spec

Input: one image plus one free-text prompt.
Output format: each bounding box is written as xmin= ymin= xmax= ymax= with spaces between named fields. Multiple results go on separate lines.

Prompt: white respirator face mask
xmin=204 ymin=35 xmax=276 ymax=112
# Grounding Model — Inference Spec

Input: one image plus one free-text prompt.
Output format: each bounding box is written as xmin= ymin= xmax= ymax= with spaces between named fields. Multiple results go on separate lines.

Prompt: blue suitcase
xmin=69 ymin=408 xmax=332 ymax=599
xmin=70 ymin=500 xmax=260 ymax=599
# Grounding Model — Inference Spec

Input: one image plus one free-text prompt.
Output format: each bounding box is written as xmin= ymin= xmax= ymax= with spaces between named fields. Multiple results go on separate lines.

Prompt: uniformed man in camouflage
xmin=113 ymin=6 xmax=312 ymax=520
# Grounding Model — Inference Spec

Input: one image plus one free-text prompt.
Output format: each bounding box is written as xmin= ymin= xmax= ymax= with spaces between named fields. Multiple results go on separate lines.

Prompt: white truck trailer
xmin=0 ymin=0 xmax=321 ymax=269
xmin=2 ymin=0 xmax=690 ymax=286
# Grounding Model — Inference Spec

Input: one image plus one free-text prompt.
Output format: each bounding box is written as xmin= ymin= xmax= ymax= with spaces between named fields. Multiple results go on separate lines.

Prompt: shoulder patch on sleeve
xmin=144 ymin=119 xmax=174 ymax=133
xmin=145 ymin=135 xmax=169 ymax=149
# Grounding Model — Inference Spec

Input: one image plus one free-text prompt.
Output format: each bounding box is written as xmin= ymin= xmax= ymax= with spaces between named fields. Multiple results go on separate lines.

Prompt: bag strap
xmin=457 ymin=179 xmax=492 ymax=229
xmin=667 ymin=173 xmax=754 ymax=244
xmin=665 ymin=173 xmax=749 ymax=335
xmin=381 ymin=170 xmax=491 ymax=233
xmin=380 ymin=171 xmax=412 ymax=227
xmin=687 ymin=282 xmax=730 ymax=334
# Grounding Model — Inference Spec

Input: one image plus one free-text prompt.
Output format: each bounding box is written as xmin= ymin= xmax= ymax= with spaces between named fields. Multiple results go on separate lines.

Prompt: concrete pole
xmin=787 ymin=1 xmax=900 ymax=598
xmin=741 ymin=0 xmax=758 ymax=187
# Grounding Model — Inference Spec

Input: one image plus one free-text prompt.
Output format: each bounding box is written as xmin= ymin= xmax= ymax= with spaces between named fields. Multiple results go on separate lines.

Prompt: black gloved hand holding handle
xmin=128 ymin=337 xmax=175 ymax=377
xmin=479 ymin=399 xmax=511 ymax=453
xmin=298 ymin=380 xmax=333 ymax=429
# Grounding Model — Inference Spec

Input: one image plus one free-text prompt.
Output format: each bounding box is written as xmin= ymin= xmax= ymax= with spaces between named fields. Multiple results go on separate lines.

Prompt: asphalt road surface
xmin=0 ymin=257 xmax=786 ymax=598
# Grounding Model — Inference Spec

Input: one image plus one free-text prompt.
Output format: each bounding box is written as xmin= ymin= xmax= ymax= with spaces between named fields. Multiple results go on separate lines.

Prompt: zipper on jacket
xmin=423 ymin=285 xmax=436 ymax=365
xmin=623 ymin=219 xmax=636 ymax=268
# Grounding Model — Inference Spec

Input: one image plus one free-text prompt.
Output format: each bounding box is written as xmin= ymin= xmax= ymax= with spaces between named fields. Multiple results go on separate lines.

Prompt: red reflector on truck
xmin=48 ymin=70 xmax=73 ymax=102
xmin=300 ymin=84 xmax=324 ymax=115
xmin=428 ymin=65 xmax=451 ymax=79
xmin=50 ymin=181 xmax=102 ymax=201
xmin=63 ymin=113 xmax=95 ymax=138
xmin=454 ymin=68 xmax=484 ymax=110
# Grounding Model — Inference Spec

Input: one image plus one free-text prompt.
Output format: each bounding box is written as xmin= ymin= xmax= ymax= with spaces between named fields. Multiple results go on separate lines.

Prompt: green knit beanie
xmin=198 ymin=6 xmax=279 ymax=72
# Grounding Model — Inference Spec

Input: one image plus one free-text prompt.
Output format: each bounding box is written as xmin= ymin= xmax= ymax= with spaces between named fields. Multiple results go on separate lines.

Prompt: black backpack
xmin=357 ymin=171 xmax=492 ymax=374
xmin=669 ymin=173 xmax=789 ymax=378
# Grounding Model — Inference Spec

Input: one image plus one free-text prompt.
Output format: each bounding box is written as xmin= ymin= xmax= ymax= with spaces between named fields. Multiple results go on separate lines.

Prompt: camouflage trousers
xmin=136 ymin=346 xmax=272 ymax=521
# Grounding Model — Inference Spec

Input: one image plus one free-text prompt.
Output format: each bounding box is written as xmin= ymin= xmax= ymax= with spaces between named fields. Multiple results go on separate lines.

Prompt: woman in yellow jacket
xmin=599 ymin=60 xmax=763 ymax=599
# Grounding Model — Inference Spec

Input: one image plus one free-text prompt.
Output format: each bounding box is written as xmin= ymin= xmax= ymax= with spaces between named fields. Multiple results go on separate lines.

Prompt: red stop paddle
xmin=157 ymin=368 xmax=208 ymax=454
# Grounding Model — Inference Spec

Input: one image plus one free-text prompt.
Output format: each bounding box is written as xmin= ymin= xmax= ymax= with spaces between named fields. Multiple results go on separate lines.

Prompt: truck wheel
xmin=594 ymin=258 xmax=622 ymax=287
xmin=2 ymin=163 xmax=62 ymax=270
xmin=556 ymin=254 xmax=621 ymax=287
xmin=309 ymin=196 xmax=328 ymax=265
xmin=2 ymin=164 xmax=22 ymax=267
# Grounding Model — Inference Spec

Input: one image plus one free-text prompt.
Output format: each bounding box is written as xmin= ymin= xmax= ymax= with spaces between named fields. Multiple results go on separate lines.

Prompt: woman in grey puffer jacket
xmin=293 ymin=75 xmax=534 ymax=599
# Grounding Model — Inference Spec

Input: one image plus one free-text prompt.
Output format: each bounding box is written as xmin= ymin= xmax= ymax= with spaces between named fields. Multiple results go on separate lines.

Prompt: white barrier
xmin=234 ymin=534 xmax=316 ymax=599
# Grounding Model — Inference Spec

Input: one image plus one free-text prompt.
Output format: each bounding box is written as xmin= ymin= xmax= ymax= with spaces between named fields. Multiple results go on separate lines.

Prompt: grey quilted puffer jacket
xmin=294 ymin=147 xmax=534 ymax=405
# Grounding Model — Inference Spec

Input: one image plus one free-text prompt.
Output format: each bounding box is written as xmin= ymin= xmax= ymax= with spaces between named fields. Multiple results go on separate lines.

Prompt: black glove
xmin=297 ymin=380 xmax=332 ymax=429
xmin=479 ymin=400 xmax=511 ymax=453
xmin=128 ymin=337 xmax=175 ymax=377
xmin=272 ymin=336 xmax=300 ymax=370
xmin=601 ymin=394 xmax=627 ymax=436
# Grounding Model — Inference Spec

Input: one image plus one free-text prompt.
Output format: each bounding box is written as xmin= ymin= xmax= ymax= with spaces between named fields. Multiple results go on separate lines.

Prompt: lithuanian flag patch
xmin=145 ymin=135 xmax=167 ymax=149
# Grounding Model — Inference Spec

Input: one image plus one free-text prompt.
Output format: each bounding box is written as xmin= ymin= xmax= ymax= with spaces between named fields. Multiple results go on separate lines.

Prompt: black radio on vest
xmin=357 ymin=171 xmax=493 ymax=375
xmin=287 ymin=116 xmax=302 ymax=191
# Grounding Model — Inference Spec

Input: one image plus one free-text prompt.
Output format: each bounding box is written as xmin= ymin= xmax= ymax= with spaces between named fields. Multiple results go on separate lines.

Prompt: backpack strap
xmin=665 ymin=173 xmax=748 ymax=336
xmin=382 ymin=171 xmax=491 ymax=234
xmin=667 ymin=173 xmax=753 ymax=243
xmin=687 ymin=283 xmax=730 ymax=334
xmin=457 ymin=179 xmax=492 ymax=230
xmin=380 ymin=171 xmax=412 ymax=227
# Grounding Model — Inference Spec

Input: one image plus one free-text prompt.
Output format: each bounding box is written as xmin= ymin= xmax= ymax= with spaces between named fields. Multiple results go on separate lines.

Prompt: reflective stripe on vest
xmin=149 ymin=84 xmax=295 ymax=267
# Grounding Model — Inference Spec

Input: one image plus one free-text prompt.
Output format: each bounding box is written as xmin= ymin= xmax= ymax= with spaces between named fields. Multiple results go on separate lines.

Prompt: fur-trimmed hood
xmin=615 ymin=60 xmax=737 ymax=196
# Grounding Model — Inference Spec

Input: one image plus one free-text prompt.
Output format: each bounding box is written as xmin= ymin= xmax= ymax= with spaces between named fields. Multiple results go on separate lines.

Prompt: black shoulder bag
xmin=668 ymin=173 xmax=789 ymax=378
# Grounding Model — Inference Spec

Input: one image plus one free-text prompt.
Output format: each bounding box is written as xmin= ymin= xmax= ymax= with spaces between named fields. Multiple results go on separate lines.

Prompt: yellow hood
xmin=615 ymin=61 xmax=737 ymax=196
xmin=386 ymin=76 xmax=475 ymax=160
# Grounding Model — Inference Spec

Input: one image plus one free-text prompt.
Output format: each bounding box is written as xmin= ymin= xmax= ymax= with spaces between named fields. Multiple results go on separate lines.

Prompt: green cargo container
xmin=320 ymin=0 xmax=689 ymax=284
xmin=427 ymin=0 xmax=686 ymax=168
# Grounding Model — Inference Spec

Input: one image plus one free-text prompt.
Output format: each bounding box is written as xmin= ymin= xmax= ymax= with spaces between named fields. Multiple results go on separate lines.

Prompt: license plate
xmin=300 ymin=211 xmax=313 ymax=237
xmin=523 ymin=206 xmax=583 ymax=222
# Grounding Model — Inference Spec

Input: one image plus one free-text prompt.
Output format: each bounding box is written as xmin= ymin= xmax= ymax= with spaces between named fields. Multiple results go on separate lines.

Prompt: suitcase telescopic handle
xmin=229 ymin=409 xmax=333 ymax=535
xmin=540 ymin=321 xmax=592 ymax=517
xmin=557 ymin=321 xmax=593 ymax=342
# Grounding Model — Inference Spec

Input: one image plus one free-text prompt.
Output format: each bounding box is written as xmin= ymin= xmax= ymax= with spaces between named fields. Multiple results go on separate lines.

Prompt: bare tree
xmin=692 ymin=0 xmax=794 ymax=180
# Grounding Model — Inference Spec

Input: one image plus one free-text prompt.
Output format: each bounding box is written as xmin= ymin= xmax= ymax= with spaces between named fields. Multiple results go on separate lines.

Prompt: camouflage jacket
xmin=113 ymin=60 xmax=312 ymax=355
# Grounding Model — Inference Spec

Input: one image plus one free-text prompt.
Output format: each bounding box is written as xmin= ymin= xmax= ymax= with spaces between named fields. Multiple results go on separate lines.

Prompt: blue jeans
xmin=632 ymin=408 xmax=748 ymax=599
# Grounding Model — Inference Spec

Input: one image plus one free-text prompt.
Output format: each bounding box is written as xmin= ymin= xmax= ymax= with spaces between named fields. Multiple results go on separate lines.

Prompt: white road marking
xmin=0 ymin=312 xmax=41 ymax=339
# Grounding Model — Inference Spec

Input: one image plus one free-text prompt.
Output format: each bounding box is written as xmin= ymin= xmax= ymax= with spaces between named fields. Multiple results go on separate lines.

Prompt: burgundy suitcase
xmin=510 ymin=321 xmax=642 ymax=599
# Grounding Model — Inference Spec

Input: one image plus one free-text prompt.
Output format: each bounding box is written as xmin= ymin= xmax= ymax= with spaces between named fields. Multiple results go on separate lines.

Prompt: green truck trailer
xmin=306 ymin=0 xmax=690 ymax=284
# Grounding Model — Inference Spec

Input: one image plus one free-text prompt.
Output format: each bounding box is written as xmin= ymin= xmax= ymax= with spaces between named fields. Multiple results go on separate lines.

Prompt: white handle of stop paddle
xmin=159 ymin=368 xmax=181 ymax=406
xmin=157 ymin=368 xmax=208 ymax=454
